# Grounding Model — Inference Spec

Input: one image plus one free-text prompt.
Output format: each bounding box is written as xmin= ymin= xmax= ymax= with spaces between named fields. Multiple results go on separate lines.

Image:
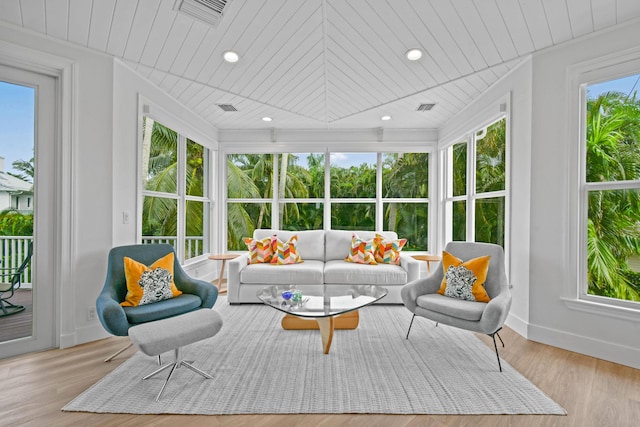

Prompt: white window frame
xmin=442 ymin=116 xmax=509 ymax=245
xmin=137 ymin=103 xmax=213 ymax=264
xmin=223 ymin=145 xmax=436 ymax=253
xmin=569 ymin=52 xmax=640 ymax=315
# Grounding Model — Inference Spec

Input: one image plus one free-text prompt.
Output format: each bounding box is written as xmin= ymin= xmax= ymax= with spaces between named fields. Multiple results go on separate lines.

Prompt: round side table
xmin=412 ymin=254 xmax=442 ymax=274
xmin=208 ymin=253 xmax=240 ymax=294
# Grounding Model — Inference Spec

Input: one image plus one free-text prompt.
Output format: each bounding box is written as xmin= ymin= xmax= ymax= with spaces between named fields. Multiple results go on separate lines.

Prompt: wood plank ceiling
xmin=1 ymin=0 xmax=640 ymax=131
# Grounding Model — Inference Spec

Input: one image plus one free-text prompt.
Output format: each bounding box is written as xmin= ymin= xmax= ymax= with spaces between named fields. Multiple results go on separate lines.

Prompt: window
xmin=140 ymin=117 xmax=211 ymax=261
xmin=226 ymin=150 xmax=431 ymax=252
xmin=445 ymin=117 xmax=507 ymax=247
xmin=581 ymin=72 xmax=640 ymax=305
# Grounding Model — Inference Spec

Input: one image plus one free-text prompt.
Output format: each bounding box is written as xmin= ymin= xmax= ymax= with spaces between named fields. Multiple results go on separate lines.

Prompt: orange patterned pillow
xmin=271 ymin=235 xmax=303 ymax=265
xmin=344 ymin=233 xmax=378 ymax=265
xmin=243 ymin=236 xmax=274 ymax=264
xmin=374 ymin=233 xmax=407 ymax=265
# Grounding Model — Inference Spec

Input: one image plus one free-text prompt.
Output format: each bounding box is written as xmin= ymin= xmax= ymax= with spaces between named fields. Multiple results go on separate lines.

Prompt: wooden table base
xmin=280 ymin=311 xmax=359 ymax=354
xmin=280 ymin=310 xmax=359 ymax=330
xmin=316 ymin=317 xmax=334 ymax=354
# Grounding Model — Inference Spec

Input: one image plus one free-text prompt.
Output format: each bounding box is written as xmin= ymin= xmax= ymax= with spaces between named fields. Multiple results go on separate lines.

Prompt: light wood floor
xmin=1 ymin=326 xmax=639 ymax=427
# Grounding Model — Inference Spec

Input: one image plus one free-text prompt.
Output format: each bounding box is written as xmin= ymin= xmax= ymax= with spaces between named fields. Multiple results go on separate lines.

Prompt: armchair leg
xmin=489 ymin=328 xmax=505 ymax=372
xmin=405 ymin=314 xmax=416 ymax=339
xmin=104 ymin=342 xmax=133 ymax=362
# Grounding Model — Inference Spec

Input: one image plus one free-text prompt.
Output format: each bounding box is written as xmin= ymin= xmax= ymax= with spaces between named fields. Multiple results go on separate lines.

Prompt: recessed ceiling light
xmin=262 ymin=116 xmax=272 ymax=122
xmin=405 ymin=48 xmax=423 ymax=61
xmin=381 ymin=115 xmax=392 ymax=121
xmin=223 ymin=50 xmax=239 ymax=63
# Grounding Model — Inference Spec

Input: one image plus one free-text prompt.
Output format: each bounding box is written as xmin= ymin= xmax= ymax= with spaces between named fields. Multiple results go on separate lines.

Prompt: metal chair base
xmin=0 ymin=299 xmax=25 ymax=317
xmin=142 ymin=347 xmax=212 ymax=402
xmin=405 ymin=314 xmax=506 ymax=372
xmin=104 ymin=342 xmax=133 ymax=362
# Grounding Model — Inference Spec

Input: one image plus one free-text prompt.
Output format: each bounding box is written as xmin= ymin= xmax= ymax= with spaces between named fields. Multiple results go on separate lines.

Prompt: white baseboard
xmin=505 ymin=312 xmax=529 ymax=338
xmin=528 ymin=323 xmax=640 ymax=370
xmin=59 ymin=324 xmax=110 ymax=349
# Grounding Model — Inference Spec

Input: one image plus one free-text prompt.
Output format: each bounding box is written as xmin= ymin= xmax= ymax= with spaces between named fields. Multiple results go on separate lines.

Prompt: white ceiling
xmin=2 ymin=0 xmax=640 ymax=131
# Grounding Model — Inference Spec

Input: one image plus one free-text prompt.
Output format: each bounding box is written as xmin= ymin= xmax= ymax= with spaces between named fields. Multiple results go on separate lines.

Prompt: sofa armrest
xmin=227 ymin=252 xmax=249 ymax=303
xmin=399 ymin=253 xmax=421 ymax=282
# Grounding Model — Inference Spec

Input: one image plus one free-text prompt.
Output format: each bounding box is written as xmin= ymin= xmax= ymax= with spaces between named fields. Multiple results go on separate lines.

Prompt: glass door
xmin=0 ymin=64 xmax=56 ymax=357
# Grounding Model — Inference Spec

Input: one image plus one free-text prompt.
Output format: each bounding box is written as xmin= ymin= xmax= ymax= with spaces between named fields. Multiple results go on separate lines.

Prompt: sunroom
xmin=0 ymin=0 xmax=639 ymax=375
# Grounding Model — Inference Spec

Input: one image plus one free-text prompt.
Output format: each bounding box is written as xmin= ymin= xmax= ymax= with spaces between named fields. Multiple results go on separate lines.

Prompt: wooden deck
xmin=0 ymin=289 xmax=32 ymax=342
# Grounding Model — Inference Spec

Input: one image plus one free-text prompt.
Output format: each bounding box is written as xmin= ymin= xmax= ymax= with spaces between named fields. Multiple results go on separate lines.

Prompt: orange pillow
xmin=344 ymin=233 xmax=378 ymax=265
xmin=243 ymin=236 xmax=274 ymax=264
xmin=271 ymin=234 xmax=303 ymax=265
xmin=121 ymin=252 xmax=182 ymax=307
xmin=437 ymin=251 xmax=491 ymax=302
xmin=374 ymin=233 xmax=407 ymax=265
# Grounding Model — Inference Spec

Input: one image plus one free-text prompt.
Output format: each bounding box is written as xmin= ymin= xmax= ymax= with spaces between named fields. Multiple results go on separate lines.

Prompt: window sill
xmin=561 ymin=297 xmax=640 ymax=322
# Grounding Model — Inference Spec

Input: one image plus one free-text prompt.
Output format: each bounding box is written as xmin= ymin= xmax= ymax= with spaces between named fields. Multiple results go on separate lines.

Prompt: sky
xmin=0 ymin=81 xmax=34 ymax=176
xmin=587 ymin=73 xmax=640 ymax=98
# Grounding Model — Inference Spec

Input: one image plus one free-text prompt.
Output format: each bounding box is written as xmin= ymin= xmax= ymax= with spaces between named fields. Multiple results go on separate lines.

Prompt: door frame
xmin=0 ymin=40 xmax=76 ymax=355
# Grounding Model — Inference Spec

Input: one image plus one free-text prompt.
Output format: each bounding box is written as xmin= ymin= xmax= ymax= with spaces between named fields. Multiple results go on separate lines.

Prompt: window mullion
xmin=324 ymin=149 xmax=331 ymax=230
xmin=467 ymin=135 xmax=475 ymax=242
xmin=272 ymin=153 xmax=279 ymax=229
xmin=177 ymin=134 xmax=187 ymax=262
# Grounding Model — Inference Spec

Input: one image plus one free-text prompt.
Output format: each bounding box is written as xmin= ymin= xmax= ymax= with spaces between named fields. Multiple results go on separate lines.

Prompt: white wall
xmin=0 ymin=23 xmax=116 ymax=346
xmin=441 ymin=18 xmax=640 ymax=369
xmin=527 ymin=19 xmax=640 ymax=369
xmin=112 ymin=59 xmax=221 ymax=288
xmin=438 ymin=58 xmax=533 ymax=338
xmin=0 ymin=23 xmax=221 ymax=347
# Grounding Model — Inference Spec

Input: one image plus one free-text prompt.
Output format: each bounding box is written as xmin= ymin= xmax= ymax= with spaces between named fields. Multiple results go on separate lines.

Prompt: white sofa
xmin=227 ymin=229 xmax=421 ymax=304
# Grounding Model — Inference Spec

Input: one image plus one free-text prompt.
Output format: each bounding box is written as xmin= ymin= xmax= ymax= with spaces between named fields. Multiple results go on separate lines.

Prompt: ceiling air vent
xmin=217 ymin=104 xmax=237 ymax=112
xmin=175 ymin=0 xmax=232 ymax=27
xmin=416 ymin=103 xmax=436 ymax=111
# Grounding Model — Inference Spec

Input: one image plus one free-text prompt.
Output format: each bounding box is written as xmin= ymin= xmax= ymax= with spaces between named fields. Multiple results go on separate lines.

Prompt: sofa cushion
xmin=344 ymin=233 xmax=378 ymax=265
xmin=325 ymin=230 xmax=398 ymax=261
xmin=324 ymin=259 xmax=407 ymax=285
xmin=243 ymin=235 xmax=274 ymax=264
xmin=121 ymin=253 xmax=182 ymax=307
xmin=254 ymin=229 xmax=325 ymax=261
xmin=416 ymin=293 xmax=486 ymax=321
xmin=437 ymin=251 xmax=491 ymax=303
xmin=374 ymin=233 xmax=407 ymax=265
xmin=271 ymin=234 xmax=303 ymax=265
xmin=240 ymin=260 xmax=324 ymax=284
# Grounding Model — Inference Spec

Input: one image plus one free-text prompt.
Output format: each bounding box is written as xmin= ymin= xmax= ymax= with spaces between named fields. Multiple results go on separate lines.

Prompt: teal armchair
xmin=96 ymin=244 xmax=217 ymax=361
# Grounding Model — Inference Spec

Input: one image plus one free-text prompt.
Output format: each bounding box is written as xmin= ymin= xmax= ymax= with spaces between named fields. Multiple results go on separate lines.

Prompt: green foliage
xmin=227 ymin=152 xmax=432 ymax=251
xmin=141 ymin=121 xmax=207 ymax=245
xmin=586 ymin=90 xmax=640 ymax=301
xmin=0 ymin=209 xmax=33 ymax=236
xmin=9 ymin=156 xmax=34 ymax=183
xmin=451 ymin=119 xmax=506 ymax=245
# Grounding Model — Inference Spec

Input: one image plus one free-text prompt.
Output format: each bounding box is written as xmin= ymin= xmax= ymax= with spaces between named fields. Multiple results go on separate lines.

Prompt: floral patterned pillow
xmin=437 ymin=251 xmax=491 ymax=302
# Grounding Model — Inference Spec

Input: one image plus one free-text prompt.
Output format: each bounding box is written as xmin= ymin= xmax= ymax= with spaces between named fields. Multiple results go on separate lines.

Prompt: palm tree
xmin=142 ymin=120 xmax=208 ymax=250
xmin=9 ymin=156 xmax=34 ymax=183
xmin=586 ymin=91 xmax=640 ymax=301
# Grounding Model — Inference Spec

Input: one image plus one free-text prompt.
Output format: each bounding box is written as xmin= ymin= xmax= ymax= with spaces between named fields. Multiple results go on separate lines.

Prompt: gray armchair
xmin=401 ymin=241 xmax=512 ymax=371
xmin=96 ymin=244 xmax=218 ymax=361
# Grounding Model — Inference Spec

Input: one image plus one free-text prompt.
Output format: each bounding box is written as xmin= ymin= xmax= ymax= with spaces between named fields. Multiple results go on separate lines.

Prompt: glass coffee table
xmin=257 ymin=284 xmax=388 ymax=354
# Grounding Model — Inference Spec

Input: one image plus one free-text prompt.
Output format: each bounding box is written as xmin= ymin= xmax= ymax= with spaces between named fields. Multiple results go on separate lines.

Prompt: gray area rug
xmin=63 ymin=297 xmax=566 ymax=415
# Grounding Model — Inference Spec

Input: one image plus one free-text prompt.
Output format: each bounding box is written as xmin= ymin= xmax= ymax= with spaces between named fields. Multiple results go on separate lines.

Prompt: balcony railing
xmin=0 ymin=236 xmax=205 ymax=287
xmin=0 ymin=236 xmax=32 ymax=286
xmin=141 ymin=236 xmax=205 ymax=260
